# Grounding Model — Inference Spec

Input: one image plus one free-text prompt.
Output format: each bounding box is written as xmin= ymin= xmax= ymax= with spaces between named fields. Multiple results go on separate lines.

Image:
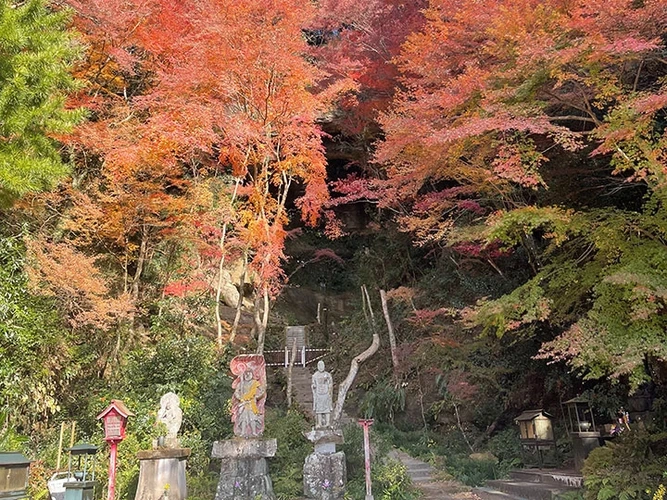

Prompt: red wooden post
xmin=358 ymin=419 xmax=374 ymax=500
xmin=108 ymin=441 xmax=118 ymax=500
xmin=97 ymin=400 xmax=133 ymax=500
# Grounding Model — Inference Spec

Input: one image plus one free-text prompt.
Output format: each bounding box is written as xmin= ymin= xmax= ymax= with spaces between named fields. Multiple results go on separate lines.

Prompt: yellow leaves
xmin=72 ymin=42 xmax=127 ymax=94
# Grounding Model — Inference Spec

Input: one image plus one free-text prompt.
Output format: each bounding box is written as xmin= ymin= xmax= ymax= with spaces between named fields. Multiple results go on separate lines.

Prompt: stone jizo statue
xmin=312 ymin=360 xmax=333 ymax=428
xmin=157 ymin=392 xmax=183 ymax=447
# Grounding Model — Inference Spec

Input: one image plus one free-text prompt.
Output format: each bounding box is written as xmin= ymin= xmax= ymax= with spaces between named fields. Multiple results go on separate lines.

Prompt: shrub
xmin=374 ymin=459 xmax=419 ymax=500
xmin=445 ymin=456 xmax=497 ymax=487
xmin=359 ymin=380 xmax=406 ymax=424
xmin=582 ymin=431 xmax=667 ymax=500
xmin=264 ymin=408 xmax=311 ymax=499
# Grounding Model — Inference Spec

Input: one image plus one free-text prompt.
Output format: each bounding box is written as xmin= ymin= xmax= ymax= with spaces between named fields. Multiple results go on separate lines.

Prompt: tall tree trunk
xmin=215 ymin=178 xmax=240 ymax=349
xmin=454 ymin=402 xmax=475 ymax=453
xmin=229 ymin=250 xmax=248 ymax=344
xmin=255 ymin=285 xmax=269 ymax=355
xmin=380 ymin=289 xmax=399 ymax=376
xmin=252 ymin=290 xmax=261 ymax=340
xmin=332 ymin=286 xmax=381 ymax=424
xmin=333 ymin=332 xmax=380 ymax=424
xmin=131 ymin=226 xmax=148 ymax=301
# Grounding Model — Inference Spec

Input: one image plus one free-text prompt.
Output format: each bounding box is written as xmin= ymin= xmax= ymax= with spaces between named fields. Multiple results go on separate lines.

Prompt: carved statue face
xmin=317 ymin=360 xmax=325 ymax=372
xmin=160 ymin=392 xmax=179 ymax=411
xmin=243 ymin=369 xmax=254 ymax=381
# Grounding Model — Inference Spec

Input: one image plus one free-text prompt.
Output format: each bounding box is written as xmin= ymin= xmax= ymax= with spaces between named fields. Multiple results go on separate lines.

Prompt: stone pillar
xmin=135 ymin=448 xmax=190 ymax=500
xmin=303 ymin=429 xmax=346 ymax=500
xmin=304 ymin=452 xmax=346 ymax=500
xmin=212 ymin=438 xmax=277 ymax=500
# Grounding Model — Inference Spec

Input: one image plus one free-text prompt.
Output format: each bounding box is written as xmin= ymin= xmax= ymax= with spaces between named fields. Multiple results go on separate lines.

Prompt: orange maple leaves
xmin=45 ymin=0 xmax=336 ymax=321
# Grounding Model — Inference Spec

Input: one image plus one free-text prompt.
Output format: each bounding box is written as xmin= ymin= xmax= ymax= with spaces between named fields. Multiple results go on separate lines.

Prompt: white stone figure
xmin=157 ymin=392 xmax=183 ymax=445
xmin=312 ymin=361 xmax=333 ymax=428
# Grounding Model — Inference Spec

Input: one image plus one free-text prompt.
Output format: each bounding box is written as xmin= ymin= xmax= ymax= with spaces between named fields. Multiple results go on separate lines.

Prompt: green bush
xmin=187 ymin=472 xmax=219 ymax=500
xmin=373 ymin=459 xmax=419 ymax=500
xmin=488 ymin=427 xmax=524 ymax=476
xmin=342 ymin=423 xmax=418 ymax=500
xmin=444 ymin=456 xmax=497 ymax=487
xmin=359 ymin=381 xmax=406 ymax=424
xmin=264 ymin=408 xmax=311 ymax=499
xmin=582 ymin=431 xmax=667 ymax=500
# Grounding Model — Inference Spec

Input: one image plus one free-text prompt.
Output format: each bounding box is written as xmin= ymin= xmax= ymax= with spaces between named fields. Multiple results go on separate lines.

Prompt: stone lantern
xmin=563 ymin=397 xmax=601 ymax=472
xmin=0 ymin=452 xmax=30 ymax=500
xmin=63 ymin=444 xmax=98 ymax=500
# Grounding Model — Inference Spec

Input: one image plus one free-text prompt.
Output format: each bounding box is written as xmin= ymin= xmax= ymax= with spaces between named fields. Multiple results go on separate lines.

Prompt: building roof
xmin=65 ymin=444 xmax=98 ymax=456
xmin=0 ymin=452 xmax=30 ymax=466
xmin=96 ymin=399 xmax=134 ymax=419
xmin=515 ymin=409 xmax=553 ymax=422
xmin=563 ymin=396 xmax=591 ymax=405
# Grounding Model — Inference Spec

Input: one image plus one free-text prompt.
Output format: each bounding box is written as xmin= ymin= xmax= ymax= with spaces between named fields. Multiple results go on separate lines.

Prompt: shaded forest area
xmin=1 ymin=0 xmax=667 ymax=498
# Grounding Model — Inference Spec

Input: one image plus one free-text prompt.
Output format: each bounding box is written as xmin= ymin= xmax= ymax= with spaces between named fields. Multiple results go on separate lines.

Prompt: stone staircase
xmin=290 ymin=367 xmax=314 ymax=417
xmin=387 ymin=449 xmax=435 ymax=484
xmin=473 ymin=469 xmax=583 ymax=500
xmin=388 ymin=449 xmax=476 ymax=500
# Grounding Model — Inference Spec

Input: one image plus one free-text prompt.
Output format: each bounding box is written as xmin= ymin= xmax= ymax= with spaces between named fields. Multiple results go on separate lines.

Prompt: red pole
xmin=108 ymin=440 xmax=118 ymax=500
xmin=359 ymin=419 xmax=374 ymax=500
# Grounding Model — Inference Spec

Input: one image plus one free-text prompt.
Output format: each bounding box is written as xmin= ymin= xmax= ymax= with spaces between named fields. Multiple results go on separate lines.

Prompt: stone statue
xmin=312 ymin=361 xmax=333 ymax=428
xmin=157 ymin=392 xmax=183 ymax=447
xmin=231 ymin=355 xmax=267 ymax=438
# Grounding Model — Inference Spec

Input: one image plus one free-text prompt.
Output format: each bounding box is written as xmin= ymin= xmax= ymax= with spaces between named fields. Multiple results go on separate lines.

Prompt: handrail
xmin=263 ymin=348 xmax=331 ymax=367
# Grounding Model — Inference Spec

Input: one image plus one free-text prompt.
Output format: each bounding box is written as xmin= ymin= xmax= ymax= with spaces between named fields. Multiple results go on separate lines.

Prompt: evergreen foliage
xmin=0 ymin=235 xmax=77 ymax=424
xmin=0 ymin=0 xmax=82 ymax=204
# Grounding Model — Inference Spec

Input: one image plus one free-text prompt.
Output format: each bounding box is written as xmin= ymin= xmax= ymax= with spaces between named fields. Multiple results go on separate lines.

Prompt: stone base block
xmin=135 ymin=448 xmax=190 ymax=500
xmin=304 ymin=429 xmax=344 ymax=447
xmin=213 ymin=439 xmax=276 ymax=500
xmin=215 ymin=457 xmax=275 ymax=500
xmin=303 ymin=451 xmax=346 ymax=500
xmin=212 ymin=438 xmax=277 ymax=459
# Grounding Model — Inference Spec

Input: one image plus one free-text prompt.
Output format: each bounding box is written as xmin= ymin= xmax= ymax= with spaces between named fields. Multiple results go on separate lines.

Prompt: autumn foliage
xmin=3 ymin=0 xmax=666 ymax=385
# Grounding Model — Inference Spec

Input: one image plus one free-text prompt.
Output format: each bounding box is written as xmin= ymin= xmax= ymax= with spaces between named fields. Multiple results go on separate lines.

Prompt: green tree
xmin=0 ymin=236 xmax=78 ymax=428
xmin=0 ymin=0 xmax=83 ymax=205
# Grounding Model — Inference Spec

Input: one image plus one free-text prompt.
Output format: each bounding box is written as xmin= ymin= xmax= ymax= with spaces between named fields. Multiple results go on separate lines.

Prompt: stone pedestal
xmin=303 ymin=429 xmax=346 ymax=500
xmin=304 ymin=452 xmax=346 ymax=500
xmin=212 ymin=438 xmax=277 ymax=500
xmin=64 ymin=481 xmax=97 ymax=500
xmin=135 ymin=448 xmax=190 ymax=500
xmin=571 ymin=432 xmax=601 ymax=472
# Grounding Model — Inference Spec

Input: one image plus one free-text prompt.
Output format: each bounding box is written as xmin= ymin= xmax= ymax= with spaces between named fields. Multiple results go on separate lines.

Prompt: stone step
xmin=412 ymin=478 xmax=433 ymax=484
xmin=401 ymin=459 xmax=432 ymax=467
xmin=509 ymin=470 xmax=583 ymax=489
xmin=486 ymin=480 xmax=577 ymax=500
xmin=473 ymin=486 xmax=527 ymax=500
xmin=410 ymin=474 xmax=433 ymax=482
